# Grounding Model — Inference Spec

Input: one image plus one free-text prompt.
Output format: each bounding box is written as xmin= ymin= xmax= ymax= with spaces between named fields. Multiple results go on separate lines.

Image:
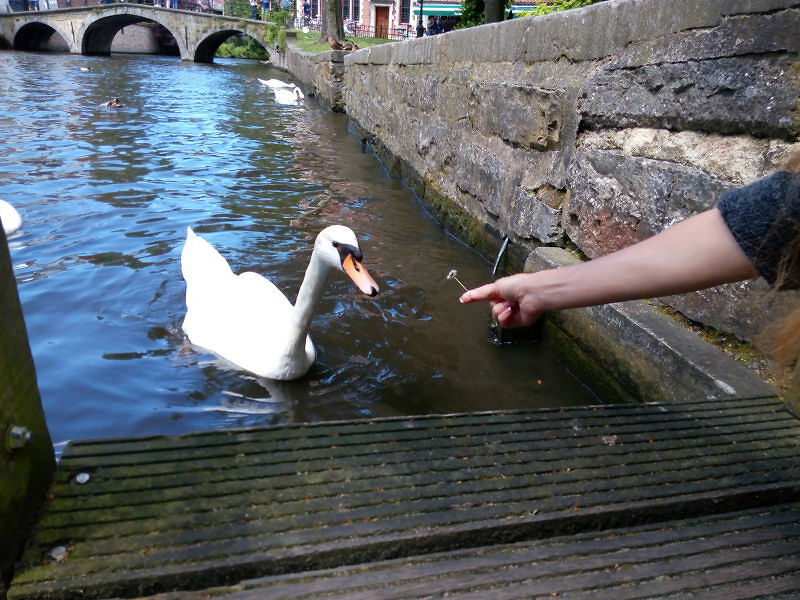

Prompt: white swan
xmin=0 ymin=200 xmax=21 ymax=236
xmin=181 ymin=225 xmax=379 ymax=380
xmin=258 ymin=77 xmax=293 ymax=89
xmin=258 ymin=78 xmax=305 ymax=103
xmin=272 ymin=86 xmax=304 ymax=105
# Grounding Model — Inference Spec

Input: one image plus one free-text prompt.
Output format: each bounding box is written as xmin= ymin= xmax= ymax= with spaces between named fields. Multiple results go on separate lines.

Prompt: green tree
xmin=521 ymin=0 xmax=595 ymax=16
xmin=458 ymin=0 xmax=485 ymax=28
xmin=460 ymin=0 xmax=600 ymax=28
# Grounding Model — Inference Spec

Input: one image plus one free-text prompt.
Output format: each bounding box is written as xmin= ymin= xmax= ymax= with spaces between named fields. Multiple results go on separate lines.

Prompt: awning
xmin=413 ymin=3 xmax=461 ymax=15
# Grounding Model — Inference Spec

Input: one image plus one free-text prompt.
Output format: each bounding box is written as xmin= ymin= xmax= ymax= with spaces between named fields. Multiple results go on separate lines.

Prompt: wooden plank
xmin=127 ymin=502 xmax=800 ymax=600
xmin=9 ymin=398 xmax=800 ymax=600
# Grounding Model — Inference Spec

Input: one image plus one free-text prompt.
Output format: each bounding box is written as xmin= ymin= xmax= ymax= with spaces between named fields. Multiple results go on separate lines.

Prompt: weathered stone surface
xmin=438 ymin=18 xmax=528 ymax=65
xmin=565 ymin=148 xmax=732 ymax=257
xmin=523 ymin=0 xmax=725 ymax=63
xmin=468 ymin=83 xmax=566 ymax=151
xmin=453 ymin=141 xmax=505 ymax=217
xmin=364 ymin=41 xmax=392 ymax=65
xmin=392 ymin=34 xmax=436 ymax=65
xmin=610 ymin=8 xmax=800 ymax=68
xmin=510 ymin=186 xmax=564 ymax=244
xmin=580 ymin=54 xmax=800 ymax=140
xmin=663 ymin=279 xmax=800 ymax=343
xmin=723 ymin=0 xmax=800 ymax=15
xmin=435 ymin=69 xmax=472 ymax=123
xmin=579 ymin=128 xmax=800 ymax=186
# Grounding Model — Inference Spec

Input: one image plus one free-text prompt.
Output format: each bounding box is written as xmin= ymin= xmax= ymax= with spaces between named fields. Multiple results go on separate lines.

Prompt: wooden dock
xmin=8 ymin=395 xmax=800 ymax=599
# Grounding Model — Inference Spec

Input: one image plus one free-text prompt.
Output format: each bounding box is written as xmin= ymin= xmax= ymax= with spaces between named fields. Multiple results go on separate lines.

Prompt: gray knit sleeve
xmin=717 ymin=171 xmax=800 ymax=289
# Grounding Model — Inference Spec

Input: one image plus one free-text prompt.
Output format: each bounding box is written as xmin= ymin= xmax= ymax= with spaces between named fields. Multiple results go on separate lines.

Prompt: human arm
xmin=459 ymin=208 xmax=757 ymax=328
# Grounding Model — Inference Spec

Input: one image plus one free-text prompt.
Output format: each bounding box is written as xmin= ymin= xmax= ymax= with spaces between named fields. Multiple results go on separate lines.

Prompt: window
xmin=400 ymin=0 xmax=409 ymax=22
xmin=341 ymin=0 xmax=359 ymax=21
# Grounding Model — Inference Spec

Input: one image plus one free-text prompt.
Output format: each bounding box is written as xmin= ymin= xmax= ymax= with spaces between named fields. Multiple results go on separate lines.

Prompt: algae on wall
xmin=0 ymin=227 xmax=55 ymax=586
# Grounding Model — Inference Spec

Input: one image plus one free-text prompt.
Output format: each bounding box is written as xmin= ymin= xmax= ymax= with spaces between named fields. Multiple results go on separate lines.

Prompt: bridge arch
xmin=193 ymin=27 xmax=271 ymax=63
xmin=14 ymin=20 xmax=73 ymax=53
xmin=78 ymin=9 xmax=186 ymax=57
xmin=1 ymin=7 xmax=273 ymax=62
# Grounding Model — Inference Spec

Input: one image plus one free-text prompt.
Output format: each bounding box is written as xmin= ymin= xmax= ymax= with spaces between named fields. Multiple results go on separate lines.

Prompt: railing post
xmin=0 ymin=226 xmax=55 ymax=588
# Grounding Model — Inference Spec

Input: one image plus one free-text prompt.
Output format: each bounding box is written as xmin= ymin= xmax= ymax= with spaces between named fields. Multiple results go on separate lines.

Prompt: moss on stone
xmin=539 ymin=319 xmax=637 ymax=405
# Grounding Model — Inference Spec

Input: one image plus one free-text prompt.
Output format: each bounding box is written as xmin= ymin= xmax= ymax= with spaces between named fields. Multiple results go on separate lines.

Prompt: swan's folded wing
xmin=181 ymin=227 xmax=234 ymax=287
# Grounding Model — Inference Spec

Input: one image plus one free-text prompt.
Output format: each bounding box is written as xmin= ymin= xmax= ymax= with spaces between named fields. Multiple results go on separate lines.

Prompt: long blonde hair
xmin=763 ymin=152 xmax=800 ymax=400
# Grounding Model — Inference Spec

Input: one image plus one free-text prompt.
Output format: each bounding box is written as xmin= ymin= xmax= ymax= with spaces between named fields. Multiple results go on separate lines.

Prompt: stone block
xmin=580 ymin=54 xmax=800 ymax=140
xmin=393 ymin=35 xmax=436 ymax=65
xmin=564 ymin=148 xmax=732 ymax=257
xmin=468 ymin=82 xmax=566 ymax=151
xmin=509 ymin=186 xmax=563 ymax=244
xmin=524 ymin=0 xmax=724 ymax=63
xmin=663 ymin=279 xmax=800 ymax=343
xmin=435 ymin=69 xmax=472 ymax=123
xmin=578 ymin=128 xmax=800 ymax=187
xmin=438 ymin=19 xmax=528 ymax=65
xmin=366 ymin=42 xmax=392 ymax=65
xmin=609 ymin=8 xmax=800 ymax=68
xmin=453 ymin=141 xmax=505 ymax=217
xmin=723 ymin=0 xmax=800 ymax=15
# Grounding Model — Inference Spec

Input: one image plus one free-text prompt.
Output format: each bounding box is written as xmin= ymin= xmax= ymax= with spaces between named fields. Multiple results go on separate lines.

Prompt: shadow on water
xmin=0 ymin=53 xmax=602 ymax=455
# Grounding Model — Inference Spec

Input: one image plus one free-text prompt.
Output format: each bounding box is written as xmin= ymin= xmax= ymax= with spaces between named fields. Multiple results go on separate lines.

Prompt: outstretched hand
xmin=457 ymin=209 xmax=758 ymax=330
xmin=459 ymin=273 xmax=545 ymax=329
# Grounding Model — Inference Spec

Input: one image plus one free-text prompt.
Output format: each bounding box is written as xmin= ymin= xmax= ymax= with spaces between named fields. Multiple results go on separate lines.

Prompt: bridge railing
xmin=7 ymin=0 xmax=232 ymax=12
xmin=301 ymin=18 xmax=409 ymax=40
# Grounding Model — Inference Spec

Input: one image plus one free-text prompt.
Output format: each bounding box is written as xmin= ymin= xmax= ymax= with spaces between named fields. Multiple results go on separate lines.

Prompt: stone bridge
xmin=0 ymin=4 xmax=274 ymax=61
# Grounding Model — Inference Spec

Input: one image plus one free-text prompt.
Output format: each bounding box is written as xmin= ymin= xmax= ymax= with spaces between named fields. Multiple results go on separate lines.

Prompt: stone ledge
xmin=527 ymin=247 xmax=777 ymax=404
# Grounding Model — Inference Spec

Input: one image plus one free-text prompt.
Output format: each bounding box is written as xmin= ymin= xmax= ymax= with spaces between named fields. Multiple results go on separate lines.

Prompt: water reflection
xmin=1 ymin=52 xmax=601 ymax=455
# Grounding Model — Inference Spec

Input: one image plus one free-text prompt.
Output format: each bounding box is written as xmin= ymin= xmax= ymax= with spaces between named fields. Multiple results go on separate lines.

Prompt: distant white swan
xmin=272 ymin=86 xmax=305 ymax=105
xmin=258 ymin=77 xmax=293 ymax=88
xmin=0 ymin=200 xmax=21 ymax=235
xmin=258 ymin=78 xmax=305 ymax=103
xmin=181 ymin=225 xmax=379 ymax=380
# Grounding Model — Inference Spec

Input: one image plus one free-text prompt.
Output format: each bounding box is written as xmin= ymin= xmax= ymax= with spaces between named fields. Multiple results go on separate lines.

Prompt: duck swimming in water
xmin=181 ymin=225 xmax=379 ymax=380
xmin=105 ymin=97 xmax=125 ymax=109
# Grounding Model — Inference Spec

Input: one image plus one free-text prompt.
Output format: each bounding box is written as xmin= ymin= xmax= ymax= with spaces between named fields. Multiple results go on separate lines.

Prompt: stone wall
xmin=328 ymin=0 xmax=799 ymax=343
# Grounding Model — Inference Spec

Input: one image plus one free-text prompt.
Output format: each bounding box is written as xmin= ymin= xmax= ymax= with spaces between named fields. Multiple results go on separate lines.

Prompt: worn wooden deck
xmin=9 ymin=396 xmax=800 ymax=599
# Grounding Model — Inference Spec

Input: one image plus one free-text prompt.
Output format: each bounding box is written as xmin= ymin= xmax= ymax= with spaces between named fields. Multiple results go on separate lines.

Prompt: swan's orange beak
xmin=342 ymin=253 xmax=379 ymax=297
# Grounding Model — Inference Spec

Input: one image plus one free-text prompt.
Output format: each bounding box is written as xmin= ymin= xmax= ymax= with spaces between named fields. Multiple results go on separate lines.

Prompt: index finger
xmin=459 ymin=283 xmax=502 ymax=304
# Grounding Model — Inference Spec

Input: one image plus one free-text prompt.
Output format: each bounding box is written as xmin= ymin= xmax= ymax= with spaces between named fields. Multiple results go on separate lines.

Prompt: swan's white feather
xmin=0 ymin=200 xmax=22 ymax=236
xmin=181 ymin=227 xmax=315 ymax=380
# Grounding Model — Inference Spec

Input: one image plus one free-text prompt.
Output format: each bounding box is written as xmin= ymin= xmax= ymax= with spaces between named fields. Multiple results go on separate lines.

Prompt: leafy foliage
xmin=263 ymin=9 xmax=290 ymax=50
xmin=224 ymin=0 xmax=251 ymax=18
xmin=216 ymin=34 xmax=269 ymax=58
xmin=520 ymin=0 xmax=595 ymax=16
xmin=457 ymin=0 xmax=485 ymax=28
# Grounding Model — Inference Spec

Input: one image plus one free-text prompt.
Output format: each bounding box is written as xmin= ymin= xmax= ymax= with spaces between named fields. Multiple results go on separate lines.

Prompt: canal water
xmin=1 ymin=51 xmax=601 ymax=456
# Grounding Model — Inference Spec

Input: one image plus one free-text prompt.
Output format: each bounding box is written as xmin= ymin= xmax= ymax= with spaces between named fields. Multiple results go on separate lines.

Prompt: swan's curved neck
xmin=288 ymin=251 xmax=330 ymax=350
